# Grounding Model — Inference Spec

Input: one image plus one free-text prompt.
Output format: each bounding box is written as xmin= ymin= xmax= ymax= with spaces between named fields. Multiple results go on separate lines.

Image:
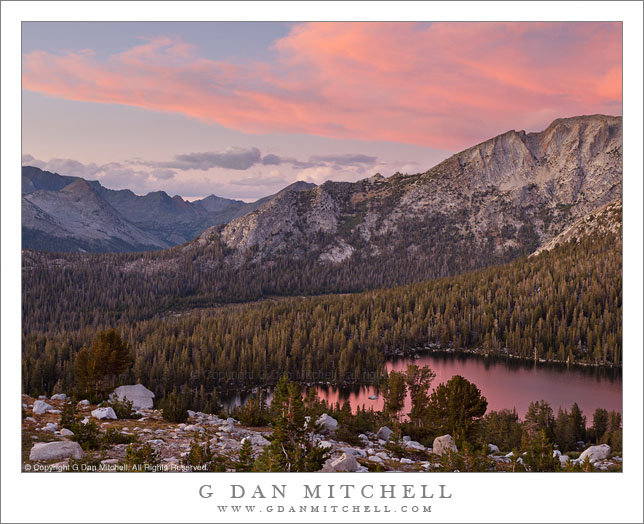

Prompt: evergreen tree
xmin=481 ymin=409 xmax=523 ymax=451
xmin=73 ymin=329 xmax=131 ymax=400
xmin=553 ymin=408 xmax=575 ymax=452
xmin=524 ymin=400 xmax=555 ymax=441
xmin=184 ymin=434 xmax=225 ymax=472
xmin=569 ymin=402 xmax=586 ymax=443
xmin=522 ymin=429 xmax=560 ymax=472
xmin=404 ymin=364 xmax=436 ymax=428
xmin=382 ymin=370 xmax=406 ymax=422
xmin=592 ymin=408 xmax=609 ymax=443
xmin=233 ymin=391 xmax=270 ymax=427
xmin=236 ymin=438 xmax=254 ymax=472
xmin=161 ymin=389 xmax=190 ymax=423
xmin=256 ymin=376 xmax=329 ymax=472
xmin=426 ymin=375 xmax=487 ymax=446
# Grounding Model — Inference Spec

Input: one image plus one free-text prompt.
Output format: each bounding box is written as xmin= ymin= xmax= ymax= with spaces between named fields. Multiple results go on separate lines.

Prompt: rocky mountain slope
xmin=532 ymin=200 xmax=621 ymax=255
xmin=21 ymin=167 xmax=315 ymax=252
xmin=201 ymin=115 xmax=621 ymax=267
xmin=22 ymin=178 xmax=169 ymax=253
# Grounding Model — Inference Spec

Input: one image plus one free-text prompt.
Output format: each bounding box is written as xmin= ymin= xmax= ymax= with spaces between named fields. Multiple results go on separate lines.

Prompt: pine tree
xmin=524 ymin=400 xmax=555 ymax=441
xmin=553 ymin=407 xmax=575 ymax=452
xmin=382 ymin=370 xmax=406 ymax=422
xmin=236 ymin=438 xmax=254 ymax=472
xmin=161 ymin=389 xmax=190 ymax=423
xmin=426 ymin=375 xmax=487 ymax=446
xmin=522 ymin=429 xmax=560 ymax=472
xmin=569 ymin=402 xmax=586 ymax=443
xmin=404 ymin=364 xmax=436 ymax=428
xmin=256 ymin=376 xmax=329 ymax=472
xmin=592 ymin=408 xmax=609 ymax=443
xmin=73 ymin=329 xmax=132 ymax=400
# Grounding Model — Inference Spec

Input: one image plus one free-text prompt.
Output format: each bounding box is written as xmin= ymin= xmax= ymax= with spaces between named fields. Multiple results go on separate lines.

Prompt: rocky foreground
xmin=22 ymin=394 xmax=622 ymax=473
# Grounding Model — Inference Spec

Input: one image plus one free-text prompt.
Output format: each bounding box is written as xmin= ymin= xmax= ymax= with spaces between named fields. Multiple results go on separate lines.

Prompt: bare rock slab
xmin=579 ymin=444 xmax=611 ymax=463
xmin=111 ymin=384 xmax=155 ymax=410
xmin=29 ymin=441 xmax=83 ymax=461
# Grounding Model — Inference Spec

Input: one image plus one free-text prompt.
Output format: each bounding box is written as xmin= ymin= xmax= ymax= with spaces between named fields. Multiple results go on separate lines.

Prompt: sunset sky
xmin=21 ymin=22 xmax=622 ymax=200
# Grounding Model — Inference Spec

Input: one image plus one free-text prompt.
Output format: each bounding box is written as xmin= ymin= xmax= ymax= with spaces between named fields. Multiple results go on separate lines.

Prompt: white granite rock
xmin=432 ymin=435 xmax=458 ymax=455
xmin=341 ymin=447 xmax=367 ymax=458
xmin=111 ymin=384 xmax=155 ymax=410
xmin=32 ymin=400 xmax=54 ymax=415
xmin=78 ymin=400 xmax=90 ymax=406
xmin=243 ymin=434 xmax=270 ymax=447
xmin=42 ymin=422 xmax=58 ymax=432
xmin=403 ymin=440 xmax=425 ymax=451
xmin=323 ymin=452 xmax=359 ymax=472
xmin=60 ymin=428 xmax=74 ymax=437
xmin=50 ymin=394 xmax=67 ymax=401
xmin=316 ymin=413 xmax=338 ymax=433
xmin=579 ymin=444 xmax=611 ymax=463
xmin=376 ymin=426 xmax=393 ymax=441
xmin=488 ymin=444 xmax=500 ymax=453
xmin=29 ymin=441 xmax=83 ymax=461
xmin=91 ymin=407 xmax=117 ymax=420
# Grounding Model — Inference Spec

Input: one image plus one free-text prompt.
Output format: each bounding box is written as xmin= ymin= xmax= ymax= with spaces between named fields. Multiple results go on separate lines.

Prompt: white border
xmin=2 ymin=2 xmax=642 ymax=523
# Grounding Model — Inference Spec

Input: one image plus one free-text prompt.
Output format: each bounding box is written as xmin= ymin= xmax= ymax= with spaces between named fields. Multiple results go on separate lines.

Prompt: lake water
xmin=222 ymin=352 xmax=622 ymax=421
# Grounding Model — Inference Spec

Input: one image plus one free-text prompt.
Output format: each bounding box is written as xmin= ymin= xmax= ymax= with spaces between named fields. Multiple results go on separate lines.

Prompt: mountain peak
xmin=210 ymin=114 xmax=621 ymax=269
xmin=60 ymin=178 xmax=96 ymax=195
xmin=281 ymin=181 xmax=316 ymax=193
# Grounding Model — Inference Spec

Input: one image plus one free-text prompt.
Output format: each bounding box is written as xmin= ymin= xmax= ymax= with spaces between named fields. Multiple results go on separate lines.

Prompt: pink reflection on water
xmin=315 ymin=354 xmax=622 ymax=420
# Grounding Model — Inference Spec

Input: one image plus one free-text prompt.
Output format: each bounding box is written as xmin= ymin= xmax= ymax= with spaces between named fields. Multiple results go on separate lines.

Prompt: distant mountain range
xmin=197 ymin=114 xmax=621 ymax=267
xmin=22 ymin=115 xmax=620 ymax=258
xmin=21 ymin=166 xmax=315 ymax=252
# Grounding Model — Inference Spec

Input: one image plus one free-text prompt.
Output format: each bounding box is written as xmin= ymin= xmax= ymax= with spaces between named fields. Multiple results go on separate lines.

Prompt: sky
xmin=21 ymin=22 xmax=622 ymax=201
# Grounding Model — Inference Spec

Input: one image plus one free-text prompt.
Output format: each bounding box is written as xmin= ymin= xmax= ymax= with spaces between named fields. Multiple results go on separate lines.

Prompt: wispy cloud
xmin=22 ymin=23 xmax=622 ymax=150
xmin=158 ymin=147 xmax=262 ymax=171
xmin=309 ymin=153 xmax=378 ymax=166
xmin=137 ymin=147 xmax=380 ymax=172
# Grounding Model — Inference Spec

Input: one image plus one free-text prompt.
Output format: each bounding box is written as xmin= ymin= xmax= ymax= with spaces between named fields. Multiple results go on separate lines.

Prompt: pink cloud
xmin=22 ymin=22 xmax=622 ymax=150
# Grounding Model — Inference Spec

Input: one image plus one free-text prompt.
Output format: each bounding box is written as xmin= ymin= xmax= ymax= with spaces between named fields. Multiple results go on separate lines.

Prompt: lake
xmin=222 ymin=352 xmax=622 ymax=421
